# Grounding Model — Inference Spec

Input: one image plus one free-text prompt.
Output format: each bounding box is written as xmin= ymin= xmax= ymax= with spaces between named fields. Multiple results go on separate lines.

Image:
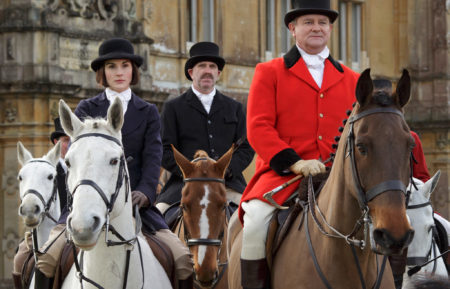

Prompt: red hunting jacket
xmin=239 ymin=46 xmax=359 ymax=222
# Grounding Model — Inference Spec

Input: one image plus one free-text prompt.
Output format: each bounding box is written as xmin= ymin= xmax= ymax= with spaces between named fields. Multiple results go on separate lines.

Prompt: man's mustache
xmin=201 ymin=74 xmax=213 ymax=79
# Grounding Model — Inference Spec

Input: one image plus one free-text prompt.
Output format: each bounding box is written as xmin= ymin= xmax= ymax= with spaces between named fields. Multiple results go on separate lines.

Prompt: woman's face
xmin=104 ymin=59 xmax=133 ymax=93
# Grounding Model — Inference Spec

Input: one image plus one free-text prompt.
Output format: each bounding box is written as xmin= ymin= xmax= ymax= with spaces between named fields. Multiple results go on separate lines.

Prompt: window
xmin=187 ymin=0 xmax=197 ymax=42
xmin=280 ymin=0 xmax=291 ymax=54
xmin=266 ymin=0 xmax=275 ymax=59
xmin=202 ymin=0 xmax=214 ymax=41
xmin=338 ymin=1 xmax=364 ymax=70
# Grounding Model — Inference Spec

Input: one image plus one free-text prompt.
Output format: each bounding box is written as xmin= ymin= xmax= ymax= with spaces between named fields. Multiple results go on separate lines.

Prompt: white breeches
xmin=241 ymin=199 xmax=276 ymax=260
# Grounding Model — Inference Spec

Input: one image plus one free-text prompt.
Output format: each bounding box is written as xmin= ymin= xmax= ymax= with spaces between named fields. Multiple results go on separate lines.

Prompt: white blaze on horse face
xmin=197 ymin=185 xmax=211 ymax=266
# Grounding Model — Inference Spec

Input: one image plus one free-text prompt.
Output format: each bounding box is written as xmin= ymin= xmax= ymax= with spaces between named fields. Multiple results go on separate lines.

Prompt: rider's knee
xmin=13 ymin=236 xmax=32 ymax=274
xmin=35 ymin=224 xmax=67 ymax=278
xmin=175 ymin=254 xmax=194 ymax=280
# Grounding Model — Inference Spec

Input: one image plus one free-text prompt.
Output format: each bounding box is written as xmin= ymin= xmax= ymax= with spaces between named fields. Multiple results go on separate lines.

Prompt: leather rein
xmin=68 ymin=132 xmax=144 ymax=289
xmin=180 ymin=157 xmax=228 ymax=288
xmin=300 ymin=107 xmax=411 ymax=289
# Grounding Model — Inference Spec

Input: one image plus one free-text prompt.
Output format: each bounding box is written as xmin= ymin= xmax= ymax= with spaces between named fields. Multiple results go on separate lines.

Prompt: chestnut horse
xmin=228 ymin=69 xmax=415 ymax=289
xmin=171 ymin=145 xmax=234 ymax=289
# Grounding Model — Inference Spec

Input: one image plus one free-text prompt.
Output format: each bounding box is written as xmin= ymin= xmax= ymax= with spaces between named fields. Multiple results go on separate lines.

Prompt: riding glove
xmin=131 ymin=190 xmax=150 ymax=208
xmin=289 ymin=159 xmax=326 ymax=177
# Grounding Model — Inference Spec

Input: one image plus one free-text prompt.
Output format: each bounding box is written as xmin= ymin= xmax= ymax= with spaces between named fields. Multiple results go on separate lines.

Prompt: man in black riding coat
xmin=155 ymin=41 xmax=254 ymax=214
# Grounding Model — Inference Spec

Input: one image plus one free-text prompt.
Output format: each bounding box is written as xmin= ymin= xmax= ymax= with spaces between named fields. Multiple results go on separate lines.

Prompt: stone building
xmin=0 ymin=0 xmax=448 ymax=286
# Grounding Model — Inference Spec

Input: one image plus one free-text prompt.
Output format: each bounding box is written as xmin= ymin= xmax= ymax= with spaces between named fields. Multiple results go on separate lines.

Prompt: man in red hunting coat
xmin=238 ymin=0 xmax=360 ymax=288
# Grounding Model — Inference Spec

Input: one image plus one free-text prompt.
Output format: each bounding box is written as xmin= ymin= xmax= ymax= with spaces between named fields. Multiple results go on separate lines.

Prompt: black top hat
xmin=184 ymin=42 xmax=225 ymax=81
xmin=91 ymin=38 xmax=144 ymax=72
xmin=284 ymin=0 xmax=339 ymax=27
xmin=50 ymin=118 xmax=67 ymax=144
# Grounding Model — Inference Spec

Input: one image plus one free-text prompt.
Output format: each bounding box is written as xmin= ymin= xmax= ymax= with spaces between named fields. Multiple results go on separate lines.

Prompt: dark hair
xmin=95 ymin=61 xmax=140 ymax=87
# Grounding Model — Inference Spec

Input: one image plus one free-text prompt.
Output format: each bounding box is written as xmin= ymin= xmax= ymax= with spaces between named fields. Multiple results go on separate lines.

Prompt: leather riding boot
xmin=178 ymin=274 xmax=193 ymax=289
xmin=12 ymin=272 xmax=23 ymax=289
xmin=241 ymin=258 xmax=269 ymax=289
xmin=34 ymin=268 xmax=54 ymax=289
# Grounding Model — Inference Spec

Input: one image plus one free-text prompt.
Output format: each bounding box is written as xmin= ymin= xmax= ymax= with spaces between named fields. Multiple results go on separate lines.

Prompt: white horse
xmin=403 ymin=171 xmax=448 ymax=287
xmin=17 ymin=141 xmax=61 ymax=288
xmin=59 ymin=98 xmax=172 ymax=289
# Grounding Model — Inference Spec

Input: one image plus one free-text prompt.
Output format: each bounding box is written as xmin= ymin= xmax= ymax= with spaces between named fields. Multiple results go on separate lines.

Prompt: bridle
xmin=21 ymin=159 xmax=59 ymax=224
xmin=302 ymin=106 xmax=411 ymax=289
xmin=180 ymin=156 xmax=228 ymax=288
xmin=67 ymin=132 xmax=144 ymax=289
xmin=21 ymin=159 xmax=59 ymax=259
xmin=406 ymin=191 xmax=438 ymax=275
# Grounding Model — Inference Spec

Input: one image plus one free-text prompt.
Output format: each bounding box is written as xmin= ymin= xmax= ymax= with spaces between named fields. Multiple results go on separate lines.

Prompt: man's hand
xmin=131 ymin=190 xmax=150 ymax=208
xmin=289 ymin=159 xmax=326 ymax=177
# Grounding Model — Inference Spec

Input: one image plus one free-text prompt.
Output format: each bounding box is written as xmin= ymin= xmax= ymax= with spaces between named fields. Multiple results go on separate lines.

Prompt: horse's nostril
xmin=34 ymin=205 xmax=40 ymax=215
xmin=92 ymin=216 xmax=101 ymax=231
xmin=67 ymin=217 xmax=73 ymax=232
xmin=19 ymin=206 xmax=24 ymax=216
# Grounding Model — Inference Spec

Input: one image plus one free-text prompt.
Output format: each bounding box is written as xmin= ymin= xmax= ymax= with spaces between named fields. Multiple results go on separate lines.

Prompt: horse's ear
xmin=17 ymin=141 xmax=33 ymax=166
xmin=396 ymin=69 xmax=411 ymax=108
xmin=423 ymin=170 xmax=441 ymax=200
xmin=59 ymin=99 xmax=83 ymax=137
xmin=107 ymin=97 xmax=124 ymax=132
xmin=171 ymin=144 xmax=194 ymax=177
xmin=45 ymin=141 xmax=61 ymax=166
xmin=355 ymin=68 xmax=373 ymax=107
xmin=216 ymin=144 xmax=235 ymax=177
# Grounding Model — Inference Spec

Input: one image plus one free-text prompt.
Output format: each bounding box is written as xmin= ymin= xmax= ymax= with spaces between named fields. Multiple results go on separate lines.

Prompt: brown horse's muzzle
xmin=373 ymin=228 xmax=414 ymax=255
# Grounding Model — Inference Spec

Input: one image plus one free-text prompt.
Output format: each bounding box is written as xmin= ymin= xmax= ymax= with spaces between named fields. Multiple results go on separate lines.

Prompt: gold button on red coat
xmin=319 ymin=113 xmax=324 ymax=118
xmin=320 ymin=93 xmax=324 ymax=98
xmin=318 ymin=135 xmax=323 ymax=140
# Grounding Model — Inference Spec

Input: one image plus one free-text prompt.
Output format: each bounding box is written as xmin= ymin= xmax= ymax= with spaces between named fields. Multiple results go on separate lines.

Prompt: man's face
xmin=188 ymin=61 xmax=220 ymax=94
xmin=289 ymin=14 xmax=332 ymax=54
xmin=54 ymin=135 xmax=70 ymax=159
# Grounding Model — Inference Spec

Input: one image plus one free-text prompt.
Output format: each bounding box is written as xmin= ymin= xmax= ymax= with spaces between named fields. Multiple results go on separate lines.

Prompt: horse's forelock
xmin=193 ymin=150 xmax=209 ymax=159
xmin=76 ymin=117 xmax=121 ymax=140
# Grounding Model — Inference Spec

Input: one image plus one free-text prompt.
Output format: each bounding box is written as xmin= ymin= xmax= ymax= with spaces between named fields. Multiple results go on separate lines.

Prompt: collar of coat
xmin=283 ymin=45 xmax=343 ymax=73
xmin=185 ymin=87 xmax=225 ymax=116
xmin=90 ymin=91 xmax=150 ymax=136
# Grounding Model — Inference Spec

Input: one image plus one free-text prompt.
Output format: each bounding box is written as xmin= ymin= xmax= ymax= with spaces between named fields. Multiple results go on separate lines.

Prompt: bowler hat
xmin=184 ymin=42 xmax=225 ymax=81
xmin=284 ymin=0 xmax=339 ymax=27
xmin=91 ymin=38 xmax=143 ymax=72
xmin=50 ymin=118 xmax=67 ymax=144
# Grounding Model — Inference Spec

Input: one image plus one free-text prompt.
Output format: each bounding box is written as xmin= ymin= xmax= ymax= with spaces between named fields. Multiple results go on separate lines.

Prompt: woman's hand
xmin=131 ymin=190 xmax=150 ymax=208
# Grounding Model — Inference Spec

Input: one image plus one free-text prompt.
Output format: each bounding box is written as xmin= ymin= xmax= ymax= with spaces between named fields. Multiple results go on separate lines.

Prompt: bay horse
xmin=228 ymin=69 xmax=415 ymax=289
xmin=403 ymin=171 xmax=448 ymax=288
xmin=171 ymin=145 xmax=233 ymax=289
xmin=58 ymin=98 xmax=172 ymax=289
xmin=16 ymin=141 xmax=61 ymax=288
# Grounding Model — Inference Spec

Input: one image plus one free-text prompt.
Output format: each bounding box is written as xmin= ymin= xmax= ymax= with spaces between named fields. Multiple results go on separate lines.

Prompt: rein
xmin=68 ymin=132 xmax=143 ymax=289
xmin=301 ymin=107 xmax=411 ymax=289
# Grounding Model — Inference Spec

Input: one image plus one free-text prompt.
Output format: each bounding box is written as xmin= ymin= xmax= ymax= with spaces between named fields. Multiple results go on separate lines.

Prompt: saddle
xmin=266 ymin=172 xmax=329 ymax=269
xmin=52 ymin=233 xmax=176 ymax=289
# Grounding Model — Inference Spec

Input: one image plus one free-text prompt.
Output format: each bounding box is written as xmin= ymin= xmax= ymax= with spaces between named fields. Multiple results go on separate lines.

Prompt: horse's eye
xmin=47 ymin=174 xmax=53 ymax=180
xmin=18 ymin=175 xmax=22 ymax=181
xmin=65 ymin=159 xmax=71 ymax=168
xmin=110 ymin=158 xmax=119 ymax=165
xmin=356 ymin=143 xmax=367 ymax=155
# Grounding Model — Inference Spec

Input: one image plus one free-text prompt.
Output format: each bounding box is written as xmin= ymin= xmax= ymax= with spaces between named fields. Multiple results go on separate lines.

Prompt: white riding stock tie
xmin=105 ymin=87 xmax=132 ymax=114
xmin=297 ymin=45 xmax=330 ymax=88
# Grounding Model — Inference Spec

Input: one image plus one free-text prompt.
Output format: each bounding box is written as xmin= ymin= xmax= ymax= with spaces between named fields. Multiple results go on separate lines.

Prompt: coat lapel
xmin=122 ymin=93 xmax=147 ymax=136
xmin=284 ymin=46 xmax=319 ymax=91
xmin=185 ymin=88 xmax=208 ymax=116
xmin=321 ymin=56 xmax=344 ymax=92
xmin=91 ymin=92 xmax=109 ymax=117
xmin=208 ymin=91 xmax=224 ymax=116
